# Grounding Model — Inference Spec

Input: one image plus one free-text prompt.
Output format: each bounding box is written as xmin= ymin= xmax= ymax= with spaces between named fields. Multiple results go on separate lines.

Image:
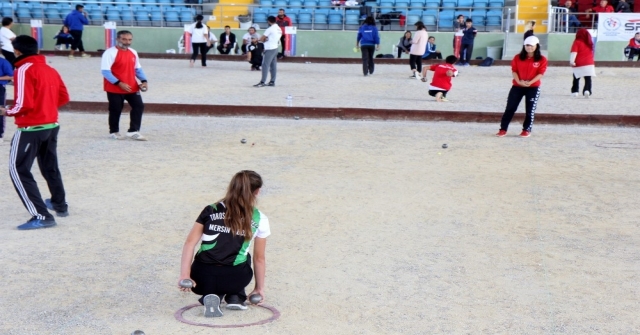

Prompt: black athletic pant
xmin=0 ymin=85 xmax=5 ymax=139
xmin=409 ymin=54 xmax=422 ymax=72
xmin=460 ymin=43 xmax=473 ymax=63
xmin=429 ymin=89 xmax=448 ymax=97
xmin=107 ymin=92 xmax=144 ymax=134
xmin=2 ymin=49 xmax=15 ymax=65
xmin=69 ymin=30 xmax=84 ymax=52
xmin=9 ymin=126 xmax=67 ymax=221
xmin=397 ymin=48 xmax=407 ymax=59
xmin=500 ymin=86 xmax=540 ymax=132
xmin=571 ymin=74 xmax=592 ymax=95
xmin=360 ymin=45 xmax=375 ymax=75
xmin=191 ymin=42 xmax=208 ymax=66
xmin=190 ymin=254 xmax=253 ymax=304
xmin=217 ymin=44 xmax=232 ymax=54
xmin=424 ymin=52 xmax=443 ymax=60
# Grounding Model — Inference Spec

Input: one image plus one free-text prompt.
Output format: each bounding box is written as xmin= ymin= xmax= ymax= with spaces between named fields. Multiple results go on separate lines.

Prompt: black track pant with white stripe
xmin=9 ymin=127 xmax=66 ymax=220
xmin=500 ymin=86 xmax=540 ymax=132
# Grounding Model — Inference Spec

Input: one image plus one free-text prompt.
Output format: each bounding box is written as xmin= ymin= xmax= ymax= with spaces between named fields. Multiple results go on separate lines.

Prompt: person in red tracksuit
xmin=0 ymin=35 xmax=70 ymax=230
xmin=275 ymin=9 xmax=292 ymax=58
xmin=421 ymin=55 xmax=459 ymax=102
xmin=496 ymin=35 xmax=547 ymax=138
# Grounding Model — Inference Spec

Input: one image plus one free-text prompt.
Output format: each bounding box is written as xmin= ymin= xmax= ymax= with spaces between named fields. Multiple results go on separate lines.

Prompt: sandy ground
xmin=5 ymin=55 xmax=639 ymax=115
xmin=1 ymin=113 xmax=639 ymax=334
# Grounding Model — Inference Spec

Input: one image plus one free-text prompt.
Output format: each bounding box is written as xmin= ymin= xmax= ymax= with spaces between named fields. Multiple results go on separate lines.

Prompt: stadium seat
xmin=379 ymin=1 xmax=394 ymax=13
xmin=313 ymin=12 xmax=327 ymax=29
xmin=304 ymin=0 xmax=318 ymax=8
xmin=180 ymin=11 xmax=193 ymax=23
xmin=136 ymin=11 xmax=151 ymax=25
xmin=261 ymin=0 xmax=274 ymax=5
xmin=289 ymin=0 xmax=303 ymax=8
xmin=150 ymin=11 xmax=163 ymax=26
xmin=298 ymin=12 xmax=312 ymax=28
xmin=458 ymin=0 xmax=473 ymax=7
xmin=345 ymin=13 xmax=359 ymax=24
xmin=106 ymin=9 xmax=121 ymax=21
xmin=406 ymin=14 xmax=420 ymax=25
xmin=121 ymin=9 xmax=134 ymax=23
xmin=473 ymin=0 xmax=488 ymax=7
xmin=274 ymin=0 xmax=288 ymax=7
xmin=395 ymin=0 xmax=410 ymax=9
xmin=441 ymin=1 xmax=456 ymax=8
xmin=254 ymin=12 xmax=268 ymax=23
xmin=439 ymin=9 xmax=454 ymax=21
xmin=410 ymin=0 xmax=426 ymax=9
xmin=318 ymin=0 xmax=332 ymax=7
xmin=488 ymin=0 xmax=503 ymax=8
xmin=1 ymin=7 xmax=12 ymax=18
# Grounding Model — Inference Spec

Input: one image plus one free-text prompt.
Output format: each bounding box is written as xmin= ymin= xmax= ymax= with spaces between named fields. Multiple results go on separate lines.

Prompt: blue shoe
xmin=45 ymin=198 xmax=69 ymax=217
xmin=17 ymin=217 xmax=57 ymax=230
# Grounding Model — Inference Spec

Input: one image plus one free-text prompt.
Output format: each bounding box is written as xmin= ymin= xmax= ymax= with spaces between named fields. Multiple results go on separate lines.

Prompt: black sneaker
xmin=45 ymin=198 xmax=69 ymax=217
xmin=253 ymin=82 xmax=266 ymax=87
xmin=225 ymin=295 xmax=248 ymax=310
xmin=17 ymin=217 xmax=57 ymax=230
xmin=267 ymin=82 xmax=275 ymax=87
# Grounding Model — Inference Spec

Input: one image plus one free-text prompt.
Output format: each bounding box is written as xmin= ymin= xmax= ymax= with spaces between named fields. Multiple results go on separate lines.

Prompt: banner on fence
xmin=284 ymin=26 xmax=297 ymax=56
xmin=596 ymin=13 xmax=640 ymax=41
xmin=104 ymin=22 xmax=117 ymax=49
xmin=30 ymin=20 xmax=43 ymax=49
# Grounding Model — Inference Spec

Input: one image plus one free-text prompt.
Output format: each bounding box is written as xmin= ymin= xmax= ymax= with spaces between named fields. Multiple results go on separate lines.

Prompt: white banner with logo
xmin=597 ymin=13 xmax=640 ymax=41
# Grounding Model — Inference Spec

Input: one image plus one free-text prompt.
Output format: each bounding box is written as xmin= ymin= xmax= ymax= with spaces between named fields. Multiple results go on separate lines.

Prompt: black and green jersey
xmin=194 ymin=201 xmax=270 ymax=266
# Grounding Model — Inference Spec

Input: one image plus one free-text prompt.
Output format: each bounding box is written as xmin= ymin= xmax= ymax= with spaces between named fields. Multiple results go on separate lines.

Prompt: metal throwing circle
xmin=174 ymin=303 xmax=280 ymax=328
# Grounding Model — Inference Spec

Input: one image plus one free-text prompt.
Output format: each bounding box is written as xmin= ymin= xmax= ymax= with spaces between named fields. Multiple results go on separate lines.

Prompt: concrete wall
xmin=11 ymin=24 xmax=629 ymax=61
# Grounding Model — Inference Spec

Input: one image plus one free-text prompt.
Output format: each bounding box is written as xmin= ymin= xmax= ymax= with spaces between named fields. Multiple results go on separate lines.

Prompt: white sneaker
xmin=583 ymin=91 xmax=590 ymax=98
xmin=126 ymin=132 xmax=148 ymax=141
xmin=108 ymin=132 xmax=125 ymax=140
xmin=571 ymin=92 xmax=579 ymax=97
xmin=226 ymin=302 xmax=248 ymax=310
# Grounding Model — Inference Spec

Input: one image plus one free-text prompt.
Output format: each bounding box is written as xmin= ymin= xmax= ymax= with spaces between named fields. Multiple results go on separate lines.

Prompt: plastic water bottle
xmin=286 ymin=94 xmax=293 ymax=107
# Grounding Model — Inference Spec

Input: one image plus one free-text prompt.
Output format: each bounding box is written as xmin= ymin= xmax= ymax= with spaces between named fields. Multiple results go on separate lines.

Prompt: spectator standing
xmin=178 ymin=171 xmax=270 ymax=313
xmin=0 ymin=35 xmax=70 ymax=230
xmin=409 ymin=21 xmax=428 ymax=79
xmin=275 ymin=9 xmax=292 ymax=58
xmin=356 ymin=16 xmax=380 ymax=77
xmin=0 ymin=56 xmax=12 ymax=144
xmin=217 ymin=26 xmax=237 ymax=55
xmin=0 ymin=17 xmax=16 ymax=64
xmin=101 ymin=30 xmax=149 ymax=141
xmin=496 ymin=36 xmax=547 ymax=138
xmin=188 ymin=15 xmax=212 ymax=67
xmin=241 ymin=27 xmax=259 ymax=55
xmin=254 ymin=16 xmax=282 ymax=87
xmin=454 ymin=15 xmax=466 ymax=31
xmin=421 ymin=55 xmax=459 ymax=102
xmin=247 ymin=34 xmax=264 ymax=71
xmin=570 ymin=29 xmax=596 ymax=98
xmin=625 ymin=32 xmax=640 ymax=61
xmin=64 ymin=4 xmax=90 ymax=59
xmin=396 ymin=31 xmax=412 ymax=58
xmin=53 ymin=25 xmax=74 ymax=50
xmin=460 ymin=18 xmax=477 ymax=66
xmin=422 ymin=36 xmax=442 ymax=60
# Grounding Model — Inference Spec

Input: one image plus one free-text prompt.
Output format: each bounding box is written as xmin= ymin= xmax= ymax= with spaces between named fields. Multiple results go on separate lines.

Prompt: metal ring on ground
xmin=174 ymin=303 xmax=280 ymax=328
xmin=595 ymin=143 xmax=640 ymax=149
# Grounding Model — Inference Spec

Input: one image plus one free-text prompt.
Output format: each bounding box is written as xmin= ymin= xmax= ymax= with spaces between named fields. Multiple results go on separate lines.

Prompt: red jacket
xmin=7 ymin=55 xmax=69 ymax=128
xmin=276 ymin=15 xmax=292 ymax=34
xmin=511 ymin=54 xmax=548 ymax=87
xmin=629 ymin=38 xmax=640 ymax=48
xmin=571 ymin=40 xmax=595 ymax=67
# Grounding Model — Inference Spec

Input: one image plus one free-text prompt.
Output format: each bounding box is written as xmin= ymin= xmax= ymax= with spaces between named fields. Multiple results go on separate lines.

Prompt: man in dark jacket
xmin=0 ymin=36 xmax=70 ymax=230
xmin=217 ymin=26 xmax=237 ymax=54
xmin=63 ymin=4 xmax=90 ymax=59
xmin=275 ymin=9 xmax=292 ymax=58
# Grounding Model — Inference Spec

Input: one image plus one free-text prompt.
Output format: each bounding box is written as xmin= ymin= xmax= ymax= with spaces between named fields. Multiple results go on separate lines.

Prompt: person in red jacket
xmin=570 ymin=29 xmax=596 ymax=97
xmin=0 ymin=35 xmax=70 ymax=230
xmin=275 ymin=9 xmax=292 ymax=58
xmin=586 ymin=0 xmax=614 ymax=25
xmin=496 ymin=35 xmax=547 ymax=138
xmin=625 ymin=32 xmax=640 ymax=61
xmin=421 ymin=55 xmax=459 ymax=102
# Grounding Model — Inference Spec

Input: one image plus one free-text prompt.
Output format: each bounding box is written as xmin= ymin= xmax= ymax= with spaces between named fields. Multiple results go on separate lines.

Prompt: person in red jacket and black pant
xmin=0 ymin=35 xmax=70 ymax=230
xmin=496 ymin=35 xmax=547 ymax=138
xmin=275 ymin=9 xmax=292 ymax=58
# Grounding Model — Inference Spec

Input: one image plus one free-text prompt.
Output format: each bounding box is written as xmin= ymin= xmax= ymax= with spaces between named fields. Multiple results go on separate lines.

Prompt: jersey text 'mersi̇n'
xmin=194 ymin=202 xmax=270 ymax=266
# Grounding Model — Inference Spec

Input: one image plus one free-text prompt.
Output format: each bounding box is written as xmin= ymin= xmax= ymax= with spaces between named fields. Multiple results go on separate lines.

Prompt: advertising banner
xmin=597 ymin=13 xmax=640 ymax=41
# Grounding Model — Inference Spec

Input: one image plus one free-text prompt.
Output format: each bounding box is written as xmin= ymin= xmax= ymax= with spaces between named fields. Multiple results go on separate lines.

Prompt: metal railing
xmin=548 ymin=7 xmax=600 ymax=33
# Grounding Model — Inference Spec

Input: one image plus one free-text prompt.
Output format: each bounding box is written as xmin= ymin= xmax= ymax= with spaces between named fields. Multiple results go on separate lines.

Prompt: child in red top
xmin=625 ymin=32 xmax=640 ymax=61
xmin=497 ymin=36 xmax=547 ymax=138
xmin=421 ymin=55 xmax=458 ymax=102
xmin=570 ymin=29 xmax=595 ymax=97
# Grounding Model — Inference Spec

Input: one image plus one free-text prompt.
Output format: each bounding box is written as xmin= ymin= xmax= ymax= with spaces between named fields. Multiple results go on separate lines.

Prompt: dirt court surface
xmin=1 ymin=113 xmax=639 ymax=334
xmin=5 ymin=56 xmax=640 ymax=115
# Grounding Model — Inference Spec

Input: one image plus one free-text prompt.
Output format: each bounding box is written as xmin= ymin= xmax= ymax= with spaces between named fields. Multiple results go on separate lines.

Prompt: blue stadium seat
xmin=439 ymin=9 xmax=454 ymax=21
xmin=422 ymin=14 xmax=436 ymax=25
xmin=136 ymin=11 xmax=150 ymax=21
xmin=1 ymin=7 xmax=12 ymax=17
xmin=106 ymin=10 xmax=121 ymax=21
xmin=274 ymin=0 xmax=288 ymax=7
xmin=410 ymin=0 xmax=425 ymax=9
xmin=406 ymin=14 xmax=420 ymax=25
xmin=31 ymin=7 xmax=45 ymax=19
xmin=304 ymin=0 xmax=318 ymax=8
xmin=121 ymin=8 xmax=134 ymax=22
xmin=88 ymin=10 xmax=103 ymax=21
xmin=379 ymin=2 xmax=394 ymax=13
xmin=473 ymin=0 xmax=488 ymax=7
xmin=298 ymin=12 xmax=311 ymax=22
xmin=441 ymin=1 xmax=456 ymax=8
xmin=486 ymin=9 xmax=502 ymax=17
xmin=395 ymin=0 xmax=410 ymax=9
xmin=318 ymin=0 xmax=332 ymax=7
xmin=488 ymin=0 xmax=503 ymax=8
xmin=345 ymin=13 xmax=359 ymax=24
xmin=180 ymin=11 xmax=193 ymax=23
xmin=328 ymin=12 xmax=341 ymax=23
xmin=314 ymin=13 xmax=327 ymax=23
xmin=458 ymin=0 xmax=473 ymax=7
xmin=289 ymin=0 xmax=303 ymax=8
xmin=425 ymin=1 xmax=439 ymax=9
xmin=261 ymin=0 xmax=274 ymax=5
